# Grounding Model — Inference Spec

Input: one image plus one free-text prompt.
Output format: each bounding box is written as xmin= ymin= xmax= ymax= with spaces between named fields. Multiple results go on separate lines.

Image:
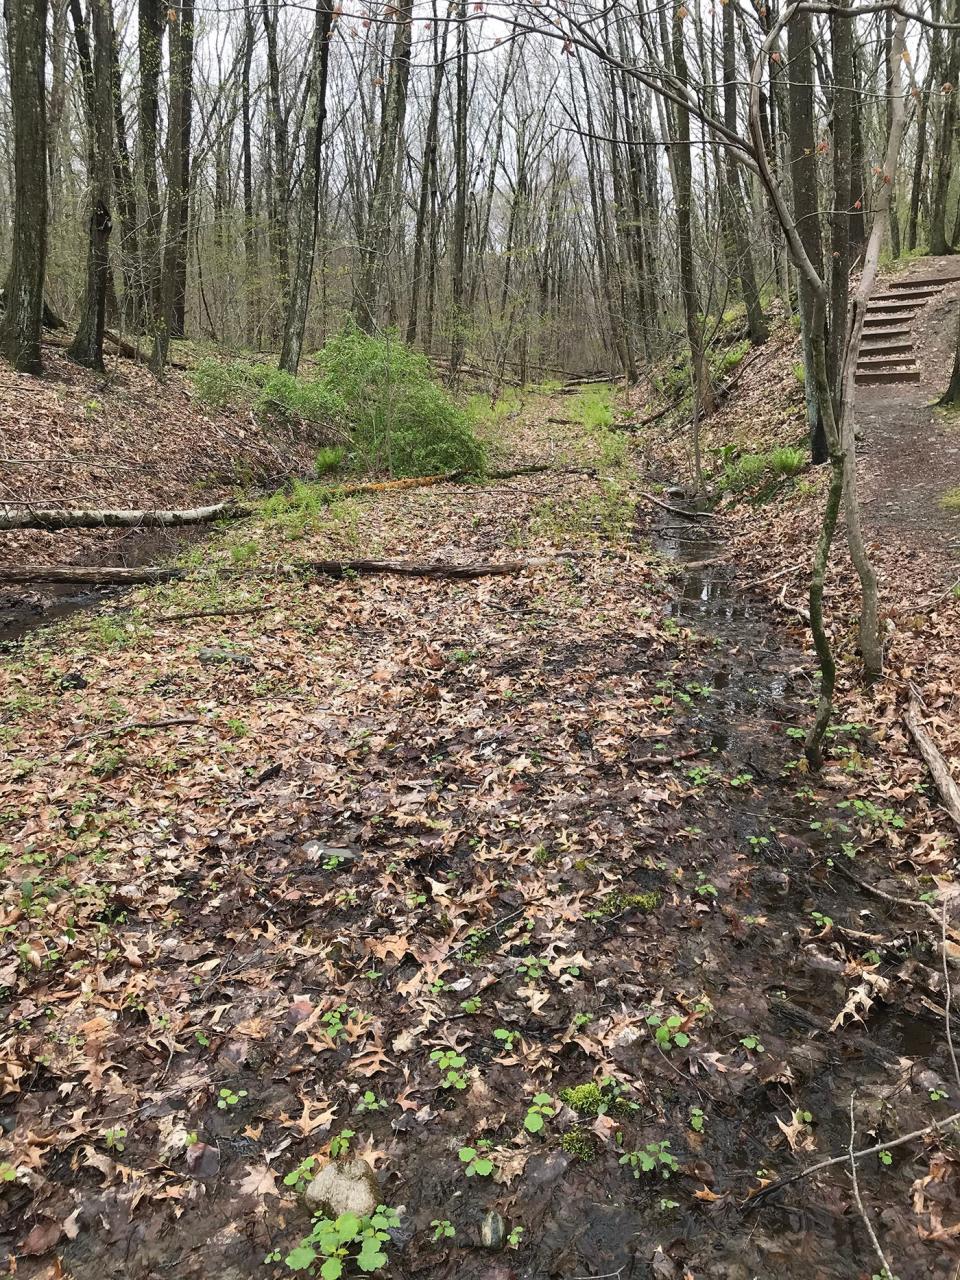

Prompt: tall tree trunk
xmin=405 ymin=0 xmax=448 ymax=346
xmin=671 ymin=5 xmax=713 ymax=431
xmin=885 ymin=7 xmax=901 ymax=258
xmin=351 ymin=0 xmax=414 ymax=333
xmin=0 ymin=0 xmax=48 ymax=374
xmin=448 ymin=1 xmax=469 ymax=380
xmin=109 ymin=3 xmax=142 ymax=331
xmin=931 ymin=21 xmax=960 ymax=255
xmin=262 ymin=0 xmax=290 ymax=327
xmin=788 ymin=7 xmax=827 ymax=463
xmin=940 ymin=308 xmax=960 ymax=406
xmin=241 ymin=0 xmax=259 ymax=347
xmin=138 ymin=0 xmax=164 ymax=322
xmin=828 ymin=0 xmax=852 ymax=405
xmin=849 ymin=43 xmax=868 ymax=254
xmin=171 ymin=0 xmax=195 ymax=337
xmin=68 ymin=0 xmax=114 ymax=371
xmin=722 ymin=0 xmax=766 ymax=344
xmin=279 ymin=0 xmax=334 ymax=374
xmin=907 ymin=51 xmax=936 ymax=252
xmin=149 ymin=0 xmax=191 ymax=374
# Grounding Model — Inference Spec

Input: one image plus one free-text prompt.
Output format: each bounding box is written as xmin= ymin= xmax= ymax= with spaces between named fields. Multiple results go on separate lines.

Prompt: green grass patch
xmin=718 ymin=445 xmax=806 ymax=493
xmin=940 ymin=486 xmax=960 ymax=512
xmin=528 ymin=483 xmax=635 ymax=543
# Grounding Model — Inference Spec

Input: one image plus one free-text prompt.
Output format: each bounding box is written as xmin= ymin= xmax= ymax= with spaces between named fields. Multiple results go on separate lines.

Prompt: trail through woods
xmin=2 ymin=388 xmax=959 ymax=1279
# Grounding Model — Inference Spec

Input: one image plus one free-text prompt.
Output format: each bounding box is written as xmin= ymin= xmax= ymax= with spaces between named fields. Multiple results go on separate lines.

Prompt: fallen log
xmin=904 ymin=695 xmax=960 ymax=836
xmin=0 ymin=500 xmax=245 ymax=531
xmin=0 ymin=558 xmax=539 ymax=587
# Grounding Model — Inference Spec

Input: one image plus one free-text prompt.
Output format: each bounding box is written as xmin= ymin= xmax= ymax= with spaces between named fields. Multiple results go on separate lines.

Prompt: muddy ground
xmin=2 ymin=383 xmax=958 ymax=1280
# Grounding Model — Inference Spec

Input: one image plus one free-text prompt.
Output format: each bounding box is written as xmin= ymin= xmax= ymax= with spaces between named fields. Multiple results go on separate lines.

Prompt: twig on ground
xmin=943 ymin=901 xmax=960 ymax=1095
xmin=642 ymin=492 xmax=716 ymax=520
xmin=904 ymin=695 xmax=960 ymax=835
xmin=848 ymin=1094 xmax=897 ymax=1280
xmin=65 ymin=716 xmax=201 ymax=749
xmin=151 ymin=605 xmax=273 ymax=624
xmin=743 ymin=1109 xmax=960 ymax=1210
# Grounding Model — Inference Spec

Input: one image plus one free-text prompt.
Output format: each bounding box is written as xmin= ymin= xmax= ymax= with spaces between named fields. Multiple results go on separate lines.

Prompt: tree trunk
xmin=278 ymin=0 xmax=334 ymax=374
xmin=137 ymin=0 xmax=164 ymax=322
xmin=405 ymin=0 xmax=448 ymax=347
xmin=241 ymin=0 xmax=259 ymax=347
xmin=671 ymin=7 xmax=713 ymax=426
xmin=351 ymin=0 xmax=414 ymax=333
xmin=722 ymin=0 xmax=767 ymax=344
xmin=109 ymin=2 xmax=142 ymax=332
xmin=0 ymin=0 xmax=48 ymax=375
xmin=149 ymin=0 xmax=191 ymax=375
xmin=906 ymin=47 xmax=935 ymax=252
xmin=788 ymin=7 xmax=827 ymax=463
xmin=448 ymin=1 xmax=469 ymax=381
xmin=262 ymin=0 xmax=291 ymax=327
xmin=940 ymin=308 xmax=960 ymax=406
xmin=171 ymin=1 xmax=195 ymax=338
xmin=68 ymin=0 xmax=114 ymax=372
xmin=931 ymin=22 xmax=960 ymax=255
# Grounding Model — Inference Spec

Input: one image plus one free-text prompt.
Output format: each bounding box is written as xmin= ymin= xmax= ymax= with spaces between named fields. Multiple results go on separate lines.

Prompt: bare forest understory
xmin=1 ymin=261 xmax=960 ymax=1280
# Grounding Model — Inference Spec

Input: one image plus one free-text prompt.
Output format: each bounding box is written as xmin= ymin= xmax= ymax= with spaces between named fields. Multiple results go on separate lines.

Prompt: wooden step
xmin=872 ymin=288 xmax=942 ymax=302
xmin=864 ymin=300 xmax=921 ymax=313
xmin=856 ymin=356 xmax=919 ymax=370
xmin=858 ymin=341 xmax=914 ymax=357
xmin=860 ymin=327 xmax=912 ymax=342
xmin=887 ymin=274 xmax=960 ymax=289
xmin=863 ymin=312 xmax=921 ymax=326
xmin=855 ymin=367 xmax=921 ymax=385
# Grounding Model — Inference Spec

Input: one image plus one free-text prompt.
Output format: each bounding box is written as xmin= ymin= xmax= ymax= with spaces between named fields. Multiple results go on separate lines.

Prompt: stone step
xmin=858 ymin=341 xmax=914 ymax=357
xmin=855 ymin=367 xmax=922 ymax=385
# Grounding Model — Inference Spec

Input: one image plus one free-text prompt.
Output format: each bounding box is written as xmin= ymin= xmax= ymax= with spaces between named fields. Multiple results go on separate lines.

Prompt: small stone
xmin=480 ymin=1210 xmax=505 ymax=1249
xmin=198 ymin=647 xmax=252 ymax=668
xmin=305 ymin=1159 xmax=378 ymax=1218
xmin=59 ymin=672 xmax=87 ymax=691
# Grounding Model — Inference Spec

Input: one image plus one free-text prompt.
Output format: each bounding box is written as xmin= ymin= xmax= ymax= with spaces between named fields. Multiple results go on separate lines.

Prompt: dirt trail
xmin=857 ymin=256 xmax=960 ymax=569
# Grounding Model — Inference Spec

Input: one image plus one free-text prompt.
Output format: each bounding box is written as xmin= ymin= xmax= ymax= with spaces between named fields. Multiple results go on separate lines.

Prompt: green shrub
xmin=711 ymin=339 xmax=749 ymax=378
xmin=314 ymin=326 xmax=485 ymax=477
xmin=252 ymin=367 xmax=344 ymax=434
xmin=570 ymin=385 xmax=614 ymax=430
xmin=190 ymin=358 xmax=259 ymax=408
xmin=315 ymin=445 xmax=347 ymax=476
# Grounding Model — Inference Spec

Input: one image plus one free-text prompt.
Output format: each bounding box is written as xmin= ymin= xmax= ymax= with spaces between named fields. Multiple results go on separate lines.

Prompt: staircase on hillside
xmin=855 ymin=272 xmax=960 ymax=386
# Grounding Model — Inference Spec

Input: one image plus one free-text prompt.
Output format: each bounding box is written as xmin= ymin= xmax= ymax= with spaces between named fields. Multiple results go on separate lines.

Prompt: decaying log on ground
xmin=642 ymin=492 xmax=716 ymax=520
xmin=905 ymin=695 xmax=960 ymax=835
xmin=0 ymin=558 xmax=541 ymax=586
xmin=0 ymin=500 xmax=245 ymax=531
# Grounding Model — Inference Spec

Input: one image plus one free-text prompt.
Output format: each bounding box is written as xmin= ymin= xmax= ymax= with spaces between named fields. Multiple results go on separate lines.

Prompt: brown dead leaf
xmin=236 ymin=1164 xmax=279 ymax=1197
xmin=21 ymin=1218 xmax=62 ymax=1256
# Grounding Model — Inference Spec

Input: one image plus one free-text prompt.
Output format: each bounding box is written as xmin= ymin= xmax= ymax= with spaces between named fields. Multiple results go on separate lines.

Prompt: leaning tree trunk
xmin=279 ymin=0 xmax=334 ymax=375
xmin=68 ymin=0 xmax=114 ymax=371
xmin=0 ymin=0 xmax=48 ymax=375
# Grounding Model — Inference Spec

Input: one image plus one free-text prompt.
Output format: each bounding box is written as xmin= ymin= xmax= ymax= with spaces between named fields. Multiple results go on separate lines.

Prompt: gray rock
xmin=198 ymin=647 xmax=252 ymax=668
xmin=480 ymin=1209 xmax=505 ymax=1249
xmin=304 ymin=1159 xmax=378 ymax=1218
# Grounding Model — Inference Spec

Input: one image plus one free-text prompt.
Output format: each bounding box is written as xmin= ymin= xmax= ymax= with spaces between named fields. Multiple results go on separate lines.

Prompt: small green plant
xmin=493 ymin=1027 xmax=518 ymax=1052
xmin=284 ymin=1156 xmax=318 ymax=1192
xmin=430 ymin=1048 xmax=468 ymax=1090
xmin=0 ymin=1163 xmax=17 ymax=1183
xmin=739 ymin=1034 xmax=765 ymax=1054
xmin=810 ymin=910 xmax=833 ymax=931
xmin=271 ymin=1205 xmax=400 ymax=1277
xmin=355 ymin=1091 xmax=383 ymax=1114
xmin=524 ymin=1093 xmax=555 ymax=1133
xmin=329 ymin=1129 xmax=355 ymax=1158
xmin=879 ymin=1149 xmax=893 ymax=1167
xmin=315 ymin=445 xmax=346 ymax=475
xmin=620 ymin=1140 xmax=680 ymax=1180
xmin=430 ymin=1219 xmax=455 ymax=1243
xmin=217 ymin=1087 xmax=247 ymax=1110
xmin=104 ymin=1126 xmax=127 ymax=1152
xmin=560 ymin=1078 xmax=636 ymax=1116
xmin=646 ymin=1012 xmax=690 ymax=1051
xmin=689 ymin=1106 xmax=705 ymax=1133
xmin=507 ymin=1224 xmax=524 ymax=1248
xmin=458 ymin=1141 xmax=494 ymax=1177
xmin=516 ymin=956 xmax=545 ymax=981
xmin=930 ymin=1088 xmax=949 ymax=1102
xmin=459 ymin=996 xmax=481 ymax=1014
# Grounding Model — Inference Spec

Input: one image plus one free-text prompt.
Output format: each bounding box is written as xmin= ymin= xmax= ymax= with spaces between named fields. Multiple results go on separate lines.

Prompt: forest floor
xmin=2 ymin=290 xmax=960 ymax=1280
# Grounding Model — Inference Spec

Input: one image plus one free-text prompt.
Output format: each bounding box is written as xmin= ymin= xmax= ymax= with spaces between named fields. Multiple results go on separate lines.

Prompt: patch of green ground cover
xmin=940 ymin=486 xmax=960 ymax=512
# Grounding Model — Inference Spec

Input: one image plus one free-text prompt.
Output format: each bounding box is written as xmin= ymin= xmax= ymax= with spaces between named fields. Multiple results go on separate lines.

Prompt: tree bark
xmin=68 ymin=0 xmax=114 ymax=372
xmin=930 ymin=21 xmax=960 ymax=255
xmin=0 ymin=559 xmax=536 ymax=585
xmin=279 ymin=0 xmax=335 ymax=375
xmin=171 ymin=1 xmax=195 ymax=338
xmin=351 ymin=0 xmax=414 ymax=333
xmin=137 ymin=0 xmax=164 ymax=322
xmin=0 ymin=0 xmax=49 ymax=375
xmin=150 ymin=0 xmax=192 ymax=375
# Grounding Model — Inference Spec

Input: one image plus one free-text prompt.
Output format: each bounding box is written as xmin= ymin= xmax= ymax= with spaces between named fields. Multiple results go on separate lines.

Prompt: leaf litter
xmin=1 ymin=379 xmax=959 ymax=1279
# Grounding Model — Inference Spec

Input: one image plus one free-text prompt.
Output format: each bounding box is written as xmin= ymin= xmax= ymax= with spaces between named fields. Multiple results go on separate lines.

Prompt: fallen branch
xmin=642 ymin=492 xmax=716 ymax=521
xmin=904 ymin=695 xmax=960 ymax=835
xmin=743 ymin=1109 xmax=960 ymax=1211
xmin=0 ymin=500 xmax=245 ymax=531
xmin=0 ymin=558 xmax=542 ymax=586
xmin=65 ymin=716 xmax=200 ymax=748
xmin=152 ymin=604 xmax=274 ymax=624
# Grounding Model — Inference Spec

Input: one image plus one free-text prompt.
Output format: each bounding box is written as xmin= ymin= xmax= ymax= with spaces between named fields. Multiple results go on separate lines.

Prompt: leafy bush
xmin=314 ymin=326 xmax=485 ymax=477
xmin=190 ymin=359 xmax=344 ymax=438
xmin=191 ymin=358 xmax=259 ymax=408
